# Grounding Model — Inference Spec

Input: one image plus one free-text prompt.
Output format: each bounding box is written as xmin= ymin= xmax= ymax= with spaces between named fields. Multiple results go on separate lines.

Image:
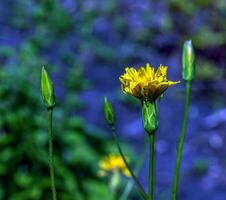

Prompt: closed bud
xmin=182 ymin=40 xmax=195 ymax=82
xmin=142 ymin=100 xmax=158 ymax=135
xmin=41 ymin=66 xmax=56 ymax=110
xmin=104 ymin=97 xmax=115 ymax=126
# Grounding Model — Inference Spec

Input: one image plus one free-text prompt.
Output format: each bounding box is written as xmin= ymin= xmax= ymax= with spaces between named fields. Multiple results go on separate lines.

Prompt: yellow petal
xmin=122 ymin=168 xmax=131 ymax=177
xmin=119 ymin=64 xmax=179 ymax=99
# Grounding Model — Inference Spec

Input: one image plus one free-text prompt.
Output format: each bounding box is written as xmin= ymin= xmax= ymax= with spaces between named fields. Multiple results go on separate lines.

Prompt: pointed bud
xmin=41 ymin=66 xmax=56 ymax=110
xmin=142 ymin=100 xmax=158 ymax=135
xmin=182 ymin=40 xmax=196 ymax=82
xmin=104 ymin=97 xmax=115 ymax=126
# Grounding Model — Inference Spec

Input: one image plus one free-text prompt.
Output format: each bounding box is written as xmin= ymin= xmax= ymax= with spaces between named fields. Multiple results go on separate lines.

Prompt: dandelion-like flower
xmin=119 ymin=63 xmax=179 ymax=100
xmin=98 ymin=154 xmax=131 ymax=177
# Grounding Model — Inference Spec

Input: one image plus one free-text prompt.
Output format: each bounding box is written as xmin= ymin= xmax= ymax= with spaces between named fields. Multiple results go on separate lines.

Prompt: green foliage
xmin=0 ymin=58 xmax=119 ymax=199
xmin=196 ymin=59 xmax=224 ymax=80
xmin=0 ymin=15 xmax=137 ymax=195
xmin=33 ymin=1 xmax=73 ymax=36
xmin=0 ymin=2 xmax=135 ymax=196
xmin=192 ymin=159 xmax=209 ymax=176
xmin=84 ymin=180 xmax=114 ymax=200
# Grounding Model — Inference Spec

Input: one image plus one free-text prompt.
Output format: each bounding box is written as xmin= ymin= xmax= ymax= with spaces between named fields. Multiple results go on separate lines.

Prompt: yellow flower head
xmin=119 ymin=63 xmax=179 ymax=100
xmin=98 ymin=154 xmax=131 ymax=177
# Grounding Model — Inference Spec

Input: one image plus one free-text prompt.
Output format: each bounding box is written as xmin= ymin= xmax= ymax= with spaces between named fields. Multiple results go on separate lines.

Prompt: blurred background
xmin=0 ymin=0 xmax=226 ymax=199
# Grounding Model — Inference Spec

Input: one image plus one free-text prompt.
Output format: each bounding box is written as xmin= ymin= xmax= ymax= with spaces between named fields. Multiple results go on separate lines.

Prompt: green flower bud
xmin=41 ymin=66 xmax=56 ymax=110
xmin=104 ymin=97 xmax=115 ymax=126
xmin=182 ymin=40 xmax=195 ymax=82
xmin=142 ymin=100 xmax=158 ymax=135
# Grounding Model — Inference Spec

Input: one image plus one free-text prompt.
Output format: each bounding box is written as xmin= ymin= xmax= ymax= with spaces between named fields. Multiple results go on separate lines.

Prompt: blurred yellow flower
xmin=119 ymin=63 xmax=179 ymax=100
xmin=98 ymin=154 xmax=131 ymax=177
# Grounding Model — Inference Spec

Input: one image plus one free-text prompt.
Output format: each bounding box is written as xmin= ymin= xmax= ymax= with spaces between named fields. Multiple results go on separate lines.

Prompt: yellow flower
xmin=98 ymin=154 xmax=131 ymax=177
xmin=119 ymin=63 xmax=179 ymax=100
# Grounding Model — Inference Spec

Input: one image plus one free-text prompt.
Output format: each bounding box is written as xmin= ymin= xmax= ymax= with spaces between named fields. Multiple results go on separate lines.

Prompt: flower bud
xmin=104 ymin=97 xmax=115 ymax=126
xmin=182 ymin=40 xmax=195 ymax=82
xmin=142 ymin=100 xmax=158 ymax=135
xmin=41 ymin=66 xmax=56 ymax=110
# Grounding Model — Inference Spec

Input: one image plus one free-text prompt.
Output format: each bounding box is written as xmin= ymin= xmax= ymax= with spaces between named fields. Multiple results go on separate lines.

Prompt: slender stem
xmin=148 ymin=134 xmax=155 ymax=200
xmin=111 ymin=126 xmax=148 ymax=200
xmin=119 ymin=135 xmax=148 ymax=200
xmin=48 ymin=109 xmax=57 ymax=200
xmin=172 ymin=82 xmax=191 ymax=200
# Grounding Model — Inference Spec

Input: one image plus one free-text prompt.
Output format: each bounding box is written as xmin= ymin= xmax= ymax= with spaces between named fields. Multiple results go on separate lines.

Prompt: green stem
xmin=111 ymin=126 xmax=148 ymax=200
xmin=172 ymin=82 xmax=191 ymax=200
xmin=119 ymin=136 xmax=148 ymax=200
xmin=48 ymin=109 xmax=57 ymax=200
xmin=148 ymin=134 xmax=155 ymax=200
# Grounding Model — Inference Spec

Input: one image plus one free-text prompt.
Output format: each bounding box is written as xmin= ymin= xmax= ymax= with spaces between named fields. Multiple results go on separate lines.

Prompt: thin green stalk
xmin=119 ymin=136 xmax=148 ymax=200
xmin=48 ymin=109 xmax=57 ymax=200
xmin=148 ymin=134 xmax=155 ymax=200
xmin=111 ymin=126 xmax=148 ymax=200
xmin=172 ymin=82 xmax=191 ymax=200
